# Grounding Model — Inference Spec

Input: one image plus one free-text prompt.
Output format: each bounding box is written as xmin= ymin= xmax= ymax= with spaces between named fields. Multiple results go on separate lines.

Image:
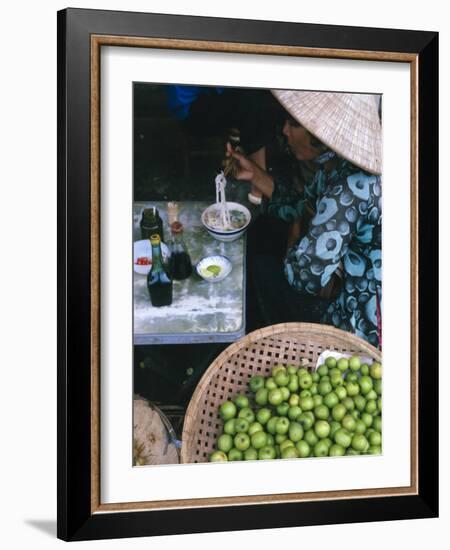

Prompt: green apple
xmin=370 ymin=361 xmax=382 ymax=379
xmin=330 ymin=421 xmax=341 ymax=439
xmin=313 ymin=440 xmax=329 ymax=457
xmin=314 ymin=404 xmax=330 ymax=420
xmin=348 ymin=355 xmax=361 ymax=371
xmin=359 ymin=375 xmax=374 ymax=395
xmin=288 ymin=374 xmax=299 ymax=392
xmin=243 ymin=447 xmax=258 ymax=461
xmin=287 ymin=365 xmax=298 ymax=375
xmin=346 ymin=381 xmax=360 ymax=397
xmin=217 ymin=434 xmax=233 ymax=453
xmin=238 ymin=407 xmax=255 ymax=423
xmin=276 ymin=402 xmax=290 ymax=417
xmin=299 ymin=396 xmax=314 ymax=411
xmin=227 ymin=448 xmax=243 ymax=461
xmin=234 ymin=418 xmax=249 ymax=433
xmin=265 ymin=377 xmax=277 ymax=391
xmin=288 ymin=405 xmax=302 ymax=421
xmin=279 ymin=439 xmax=295 ymax=451
xmin=234 ymin=394 xmax=249 ymax=409
xmin=249 ymin=375 xmax=265 ymax=393
xmin=251 ymin=431 xmax=268 ymax=449
xmin=223 ymin=418 xmax=236 ymax=435
xmin=313 ymin=394 xmax=323 ymax=407
xmin=268 ymin=388 xmax=283 ymax=406
xmin=256 ymin=407 xmax=272 ymax=425
xmin=255 ymin=387 xmax=269 ymax=406
xmin=342 ymin=397 xmax=355 ymax=411
xmin=298 ymin=412 xmax=314 ymax=431
xmin=281 ymin=446 xmax=299 ymax=459
xmin=233 ymin=433 xmax=250 ymax=451
xmin=304 ymin=429 xmax=318 ymax=447
xmin=361 ymin=412 xmax=373 ymax=428
xmin=324 ymin=392 xmax=339 ymax=409
xmin=365 ymin=399 xmax=377 ymax=415
xmin=266 ymin=416 xmax=279 ymax=435
xmin=248 ymin=422 xmax=264 ymax=436
xmin=373 ymin=416 xmax=382 ymax=432
xmin=275 ymin=417 xmax=290 ymax=435
xmin=341 ymin=414 xmax=356 ymax=432
xmin=318 ymin=380 xmax=332 ymax=396
xmin=288 ymin=421 xmax=304 ymax=442
xmin=334 ymin=429 xmax=352 ymax=448
xmin=258 ymin=446 xmax=276 ymax=460
xmin=329 ymin=444 xmax=345 ymax=456
xmin=280 ymin=387 xmax=290 ymax=401
xmin=298 ymin=372 xmax=313 ymax=389
xmin=354 ymin=394 xmax=366 ymax=412
xmin=288 ymin=393 xmax=300 ymax=407
xmin=336 ymin=357 xmax=349 ymax=372
xmin=275 ymin=433 xmax=287 ymax=444
xmin=271 ymin=364 xmax=286 ymax=377
xmin=210 ymin=450 xmax=228 ymax=462
xmin=219 ymin=400 xmax=237 ymax=421
xmin=351 ymin=434 xmax=369 ymax=452
xmin=295 ymin=440 xmax=311 ymax=458
xmin=317 ymin=364 xmax=328 ymax=377
xmin=274 ymin=371 xmax=290 ymax=387
xmin=314 ymin=420 xmax=331 ymax=439
xmin=360 ymin=364 xmax=370 ymax=376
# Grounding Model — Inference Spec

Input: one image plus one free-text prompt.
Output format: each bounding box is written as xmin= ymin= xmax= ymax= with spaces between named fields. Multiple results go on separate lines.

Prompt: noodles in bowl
xmin=201 ymin=202 xmax=251 ymax=242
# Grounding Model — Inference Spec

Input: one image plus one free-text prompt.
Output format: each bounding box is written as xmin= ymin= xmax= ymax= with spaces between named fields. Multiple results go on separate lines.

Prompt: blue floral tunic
xmin=267 ymin=158 xmax=382 ymax=348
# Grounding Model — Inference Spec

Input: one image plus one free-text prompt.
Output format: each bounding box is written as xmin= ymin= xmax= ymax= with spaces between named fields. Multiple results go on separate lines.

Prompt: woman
xmin=229 ymin=91 xmax=382 ymax=348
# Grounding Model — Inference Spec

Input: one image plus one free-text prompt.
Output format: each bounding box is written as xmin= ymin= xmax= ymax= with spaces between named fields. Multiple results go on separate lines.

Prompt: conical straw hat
xmin=271 ymin=90 xmax=382 ymax=175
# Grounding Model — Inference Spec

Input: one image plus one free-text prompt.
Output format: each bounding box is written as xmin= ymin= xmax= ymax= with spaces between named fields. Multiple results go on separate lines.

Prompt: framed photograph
xmin=57 ymin=8 xmax=438 ymax=541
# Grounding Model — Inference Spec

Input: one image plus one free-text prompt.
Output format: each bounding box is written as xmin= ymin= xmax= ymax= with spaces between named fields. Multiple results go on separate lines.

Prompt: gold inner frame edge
xmin=90 ymin=34 xmax=419 ymax=514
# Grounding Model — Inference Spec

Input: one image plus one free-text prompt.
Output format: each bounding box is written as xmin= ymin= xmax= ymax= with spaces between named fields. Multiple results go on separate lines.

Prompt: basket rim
xmin=180 ymin=322 xmax=381 ymax=464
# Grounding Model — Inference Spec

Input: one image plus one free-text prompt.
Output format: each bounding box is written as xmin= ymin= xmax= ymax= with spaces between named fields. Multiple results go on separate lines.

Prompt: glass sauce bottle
xmin=168 ymin=221 xmax=192 ymax=280
xmin=147 ymin=234 xmax=173 ymax=306
xmin=140 ymin=207 xmax=164 ymax=241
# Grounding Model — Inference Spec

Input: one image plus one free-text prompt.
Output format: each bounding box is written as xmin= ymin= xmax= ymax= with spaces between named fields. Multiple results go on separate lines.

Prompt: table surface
xmin=133 ymin=201 xmax=246 ymax=345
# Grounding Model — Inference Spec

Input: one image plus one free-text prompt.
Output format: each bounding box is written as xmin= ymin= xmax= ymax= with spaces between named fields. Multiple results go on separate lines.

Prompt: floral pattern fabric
xmin=268 ymin=158 xmax=382 ymax=348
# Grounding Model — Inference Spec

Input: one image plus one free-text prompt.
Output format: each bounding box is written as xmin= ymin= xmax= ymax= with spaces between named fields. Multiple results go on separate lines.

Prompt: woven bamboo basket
xmin=181 ymin=323 xmax=381 ymax=464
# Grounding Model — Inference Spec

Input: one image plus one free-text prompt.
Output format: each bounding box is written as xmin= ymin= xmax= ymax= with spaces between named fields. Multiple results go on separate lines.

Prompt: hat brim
xmin=272 ymin=90 xmax=382 ymax=175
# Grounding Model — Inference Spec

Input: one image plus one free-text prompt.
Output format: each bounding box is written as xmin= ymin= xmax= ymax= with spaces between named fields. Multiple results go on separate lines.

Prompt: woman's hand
xmin=226 ymin=142 xmax=275 ymax=198
xmin=225 ymin=142 xmax=256 ymax=181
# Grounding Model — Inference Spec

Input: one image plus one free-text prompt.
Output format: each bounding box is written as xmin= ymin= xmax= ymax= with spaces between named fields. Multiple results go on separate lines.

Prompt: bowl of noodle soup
xmin=201 ymin=202 xmax=251 ymax=242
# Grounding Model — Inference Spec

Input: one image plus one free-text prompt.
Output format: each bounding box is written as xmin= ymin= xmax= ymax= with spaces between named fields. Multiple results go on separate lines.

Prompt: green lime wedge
xmin=206 ymin=265 xmax=221 ymax=277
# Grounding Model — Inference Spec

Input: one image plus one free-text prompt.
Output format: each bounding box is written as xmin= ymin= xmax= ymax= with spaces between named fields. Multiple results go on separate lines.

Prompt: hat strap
xmin=313 ymin=150 xmax=336 ymax=165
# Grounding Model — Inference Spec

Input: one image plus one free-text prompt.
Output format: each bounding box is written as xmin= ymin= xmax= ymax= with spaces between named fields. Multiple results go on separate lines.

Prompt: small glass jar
xmin=140 ymin=207 xmax=164 ymax=241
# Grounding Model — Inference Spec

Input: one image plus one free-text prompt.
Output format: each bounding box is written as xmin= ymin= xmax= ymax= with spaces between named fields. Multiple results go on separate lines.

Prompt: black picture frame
xmin=57 ymin=7 xmax=438 ymax=542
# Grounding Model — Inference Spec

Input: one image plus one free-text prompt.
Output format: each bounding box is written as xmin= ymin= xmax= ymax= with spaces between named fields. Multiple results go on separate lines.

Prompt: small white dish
xmin=133 ymin=239 xmax=170 ymax=275
xmin=196 ymin=255 xmax=232 ymax=283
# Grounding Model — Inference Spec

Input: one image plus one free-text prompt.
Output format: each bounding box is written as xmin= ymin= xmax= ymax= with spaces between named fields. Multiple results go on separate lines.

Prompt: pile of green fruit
xmin=209 ymin=355 xmax=382 ymax=462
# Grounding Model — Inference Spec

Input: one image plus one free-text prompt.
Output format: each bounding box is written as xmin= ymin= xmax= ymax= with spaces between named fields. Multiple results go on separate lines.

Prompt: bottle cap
xmin=143 ymin=207 xmax=157 ymax=221
xmin=150 ymin=234 xmax=161 ymax=245
xmin=170 ymin=221 xmax=184 ymax=235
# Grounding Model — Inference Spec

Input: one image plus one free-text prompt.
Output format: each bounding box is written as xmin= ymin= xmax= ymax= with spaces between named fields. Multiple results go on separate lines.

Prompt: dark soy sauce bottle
xmin=147 ymin=234 xmax=173 ymax=307
xmin=168 ymin=221 xmax=192 ymax=281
